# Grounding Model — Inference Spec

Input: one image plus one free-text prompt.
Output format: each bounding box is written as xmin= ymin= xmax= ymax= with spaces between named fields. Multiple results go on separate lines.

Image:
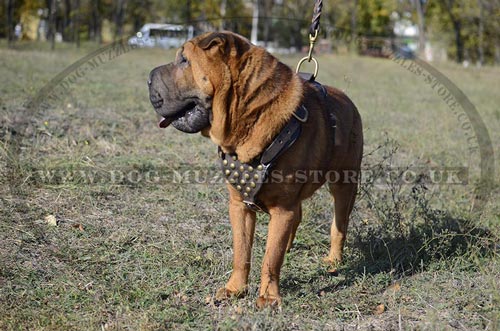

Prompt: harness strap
xmin=219 ymin=78 xmax=336 ymax=213
xmin=219 ymin=105 xmax=308 ymax=214
xmin=298 ymin=72 xmax=335 ymax=144
xmin=261 ymin=105 xmax=306 ymax=165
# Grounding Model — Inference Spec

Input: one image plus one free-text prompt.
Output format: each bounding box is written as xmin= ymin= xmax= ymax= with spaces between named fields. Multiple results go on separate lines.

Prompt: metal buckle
xmin=292 ymin=106 xmax=308 ymax=123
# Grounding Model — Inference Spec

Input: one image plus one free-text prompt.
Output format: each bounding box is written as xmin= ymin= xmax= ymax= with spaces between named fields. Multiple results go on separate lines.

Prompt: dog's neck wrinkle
xmin=214 ymin=54 xmax=273 ymax=148
xmin=210 ymin=51 xmax=303 ymax=162
xmin=226 ymin=65 xmax=286 ymax=147
xmin=209 ymin=65 xmax=233 ymax=147
xmin=233 ymin=71 xmax=302 ymax=161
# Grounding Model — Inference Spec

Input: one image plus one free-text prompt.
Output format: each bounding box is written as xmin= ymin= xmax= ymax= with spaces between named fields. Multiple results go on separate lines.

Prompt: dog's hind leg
xmin=324 ymin=181 xmax=358 ymax=270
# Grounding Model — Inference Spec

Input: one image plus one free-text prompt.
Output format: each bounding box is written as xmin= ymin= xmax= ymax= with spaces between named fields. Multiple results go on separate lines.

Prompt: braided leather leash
xmin=296 ymin=0 xmax=323 ymax=79
xmin=309 ymin=0 xmax=323 ymax=37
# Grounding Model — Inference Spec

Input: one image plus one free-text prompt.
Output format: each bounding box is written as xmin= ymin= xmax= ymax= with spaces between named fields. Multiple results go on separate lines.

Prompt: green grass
xmin=0 ymin=41 xmax=499 ymax=330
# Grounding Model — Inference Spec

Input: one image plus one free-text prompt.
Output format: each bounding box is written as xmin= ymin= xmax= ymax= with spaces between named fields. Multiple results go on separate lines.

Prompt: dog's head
xmin=148 ymin=31 xmax=252 ymax=134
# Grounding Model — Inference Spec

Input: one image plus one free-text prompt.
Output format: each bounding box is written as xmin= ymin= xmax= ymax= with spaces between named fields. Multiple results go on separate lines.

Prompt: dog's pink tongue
xmin=158 ymin=117 xmax=174 ymax=128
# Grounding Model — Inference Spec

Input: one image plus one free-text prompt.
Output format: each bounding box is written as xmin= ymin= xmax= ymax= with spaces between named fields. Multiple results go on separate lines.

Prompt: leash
xmin=296 ymin=0 xmax=323 ymax=80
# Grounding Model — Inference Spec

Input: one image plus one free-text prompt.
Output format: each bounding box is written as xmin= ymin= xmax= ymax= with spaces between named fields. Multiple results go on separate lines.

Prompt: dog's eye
xmin=179 ymin=53 xmax=188 ymax=64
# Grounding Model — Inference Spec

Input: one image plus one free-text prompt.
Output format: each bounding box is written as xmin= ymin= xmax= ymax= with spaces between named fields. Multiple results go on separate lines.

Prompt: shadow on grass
xmin=350 ymin=208 xmax=495 ymax=277
xmin=281 ymin=208 xmax=495 ymax=296
xmin=280 ymin=157 xmax=496 ymax=294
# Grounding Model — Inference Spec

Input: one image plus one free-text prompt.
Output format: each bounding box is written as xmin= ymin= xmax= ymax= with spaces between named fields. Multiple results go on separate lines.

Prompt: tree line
xmin=2 ymin=0 xmax=499 ymax=65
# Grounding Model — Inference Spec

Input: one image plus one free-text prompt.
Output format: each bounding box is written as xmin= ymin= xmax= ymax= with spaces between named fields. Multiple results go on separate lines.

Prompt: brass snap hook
xmin=295 ymin=56 xmax=319 ymax=79
xmin=295 ymin=29 xmax=320 ymax=79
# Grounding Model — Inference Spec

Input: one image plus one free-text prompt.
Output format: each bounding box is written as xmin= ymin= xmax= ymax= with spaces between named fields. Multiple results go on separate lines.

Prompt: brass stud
xmin=230 ymin=163 xmax=235 ymax=169
xmin=223 ymin=160 xmax=228 ymax=166
xmin=225 ymin=169 xmax=231 ymax=176
xmin=246 ymin=187 xmax=251 ymax=192
xmin=250 ymin=182 xmax=256 ymax=188
xmin=240 ymin=179 xmax=246 ymax=185
xmin=244 ymin=173 xmax=250 ymax=179
xmin=248 ymin=166 xmax=254 ymax=172
xmin=236 ymin=185 xmax=242 ymax=190
xmin=229 ymin=178 xmax=236 ymax=184
xmin=233 ymin=172 xmax=239 ymax=177
xmin=239 ymin=165 xmax=244 ymax=172
xmin=232 ymin=155 xmax=238 ymax=161
xmin=257 ymin=165 xmax=263 ymax=170
xmin=254 ymin=174 xmax=259 ymax=180
xmin=243 ymin=192 xmax=249 ymax=197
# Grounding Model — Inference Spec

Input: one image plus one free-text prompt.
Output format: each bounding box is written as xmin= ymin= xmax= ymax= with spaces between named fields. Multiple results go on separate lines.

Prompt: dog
xmin=148 ymin=31 xmax=363 ymax=308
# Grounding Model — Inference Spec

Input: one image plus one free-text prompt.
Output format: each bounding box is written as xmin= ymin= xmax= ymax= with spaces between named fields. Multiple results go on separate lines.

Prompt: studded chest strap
xmin=219 ymin=104 xmax=308 ymax=213
xmin=219 ymin=149 xmax=269 ymax=213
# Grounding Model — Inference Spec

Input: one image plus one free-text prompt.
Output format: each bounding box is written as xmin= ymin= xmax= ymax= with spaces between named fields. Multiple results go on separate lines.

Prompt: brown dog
xmin=148 ymin=31 xmax=363 ymax=307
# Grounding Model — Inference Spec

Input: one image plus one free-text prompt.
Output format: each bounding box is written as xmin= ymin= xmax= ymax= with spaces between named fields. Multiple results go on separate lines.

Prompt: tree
xmin=276 ymin=0 xmax=311 ymax=50
xmin=351 ymin=0 xmax=358 ymax=52
xmin=62 ymin=0 xmax=71 ymax=41
xmin=481 ymin=0 xmax=500 ymax=64
xmin=219 ymin=0 xmax=250 ymax=36
xmin=262 ymin=0 xmax=274 ymax=46
xmin=357 ymin=0 xmax=395 ymax=37
xmin=91 ymin=0 xmax=102 ymax=43
xmin=414 ymin=0 xmax=427 ymax=56
xmin=478 ymin=0 xmax=484 ymax=65
xmin=127 ymin=0 xmax=153 ymax=33
xmin=113 ymin=0 xmax=126 ymax=40
xmin=46 ymin=0 xmax=56 ymax=49
xmin=6 ymin=0 xmax=15 ymax=45
xmin=74 ymin=0 xmax=80 ymax=47
xmin=439 ymin=0 xmax=464 ymax=62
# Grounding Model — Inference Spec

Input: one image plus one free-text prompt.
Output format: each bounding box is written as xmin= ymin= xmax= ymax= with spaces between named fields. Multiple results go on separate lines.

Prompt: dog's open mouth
xmin=158 ymin=102 xmax=196 ymax=128
xmin=158 ymin=102 xmax=210 ymax=133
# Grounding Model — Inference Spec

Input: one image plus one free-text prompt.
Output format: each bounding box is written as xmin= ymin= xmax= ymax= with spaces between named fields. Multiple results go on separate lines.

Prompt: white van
xmin=128 ymin=24 xmax=194 ymax=49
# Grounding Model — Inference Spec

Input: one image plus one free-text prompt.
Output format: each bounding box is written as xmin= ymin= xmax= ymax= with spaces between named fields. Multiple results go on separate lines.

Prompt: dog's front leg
xmin=256 ymin=205 xmax=299 ymax=308
xmin=216 ymin=187 xmax=256 ymax=300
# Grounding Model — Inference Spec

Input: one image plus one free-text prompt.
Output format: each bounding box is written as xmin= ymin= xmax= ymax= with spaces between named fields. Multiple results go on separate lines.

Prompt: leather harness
xmin=219 ymin=74 xmax=335 ymax=213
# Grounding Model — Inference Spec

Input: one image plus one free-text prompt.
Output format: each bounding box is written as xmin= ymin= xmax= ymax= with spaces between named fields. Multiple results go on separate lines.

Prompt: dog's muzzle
xmin=149 ymin=90 xmax=164 ymax=109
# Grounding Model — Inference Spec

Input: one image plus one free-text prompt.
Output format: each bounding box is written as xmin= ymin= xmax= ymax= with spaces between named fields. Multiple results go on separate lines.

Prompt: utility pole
xmin=220 ymin=0 xmax=226 ymax=30
xmin=251 ymin=0 xmax=259 ymax=44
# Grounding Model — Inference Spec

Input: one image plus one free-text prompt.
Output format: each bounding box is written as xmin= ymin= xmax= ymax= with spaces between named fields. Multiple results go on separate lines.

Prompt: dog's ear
xmin=199 ymin=33 xmax=227 ymax=51
xmin=199 ymin=32 xmax=251 ymax=57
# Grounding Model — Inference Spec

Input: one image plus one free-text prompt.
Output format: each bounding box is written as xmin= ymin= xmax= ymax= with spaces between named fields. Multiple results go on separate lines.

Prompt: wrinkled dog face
xmin=148 ymin=39 xmax=216 ymax=133
xmin=148 ymin=32 xmax=252 ymax=134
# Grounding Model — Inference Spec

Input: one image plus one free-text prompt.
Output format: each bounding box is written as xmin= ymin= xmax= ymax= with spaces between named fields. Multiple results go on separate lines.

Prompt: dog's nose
xmin=148 ymin=70 xmax=155 ymax=86
xmin=148 ymin=68 xmax=158 ymax=87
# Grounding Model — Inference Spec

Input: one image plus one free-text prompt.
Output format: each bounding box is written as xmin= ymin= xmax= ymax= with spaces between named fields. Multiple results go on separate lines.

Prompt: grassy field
xmin=0 ymin=40 xmax=499 ymax=330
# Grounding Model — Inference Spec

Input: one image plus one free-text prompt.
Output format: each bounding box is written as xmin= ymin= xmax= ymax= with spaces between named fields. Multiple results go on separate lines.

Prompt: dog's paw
xmin=256 ymin=295 xmax=281 ymax=309
xmin=215 ymin=287 xmax=247 ymax=302
xmin=322 ymin=256 xmax=341 ymax=276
